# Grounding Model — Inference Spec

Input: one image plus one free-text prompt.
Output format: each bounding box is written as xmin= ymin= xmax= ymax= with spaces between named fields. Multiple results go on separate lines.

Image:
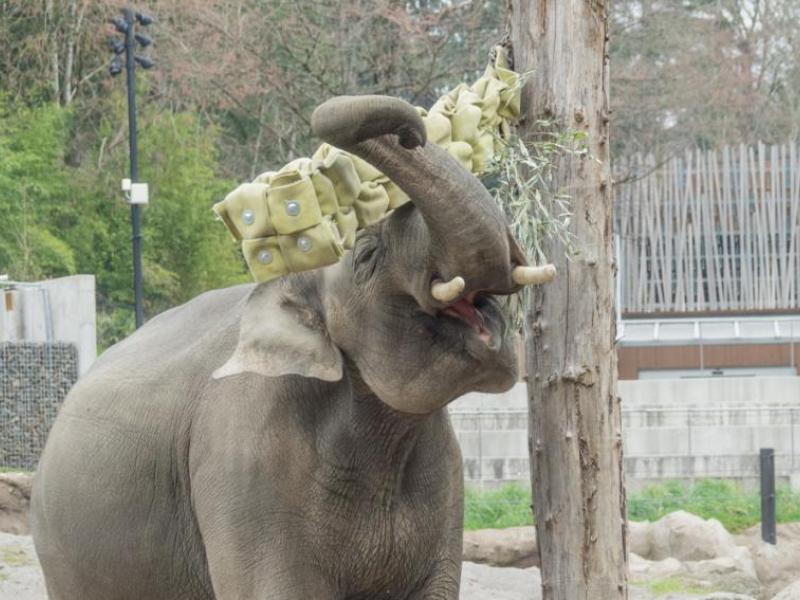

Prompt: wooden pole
xmin=509 ymin=1 xmax=628 ymax=598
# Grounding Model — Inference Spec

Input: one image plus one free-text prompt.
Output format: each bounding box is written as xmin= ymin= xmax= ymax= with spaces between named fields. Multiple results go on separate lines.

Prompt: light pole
xmin=109 ymin=9 xmax=154 ymax=329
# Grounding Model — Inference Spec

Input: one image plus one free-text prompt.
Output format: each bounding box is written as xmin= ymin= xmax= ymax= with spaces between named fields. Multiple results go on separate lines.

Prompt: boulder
xmin=462 ymin=526 xmax=538 ymax=568
xmin=0 ymin=472 xmax=33 ymax=535
xmin=629 ymin=520 xmax=654 ymax=558
xmin=629 ymin=552 xmax=760 ymax=599
xmin=736 ymin=523 xmax=800 ymax=600
xmin=683 ymin=556 xmax=760 ymax=597
xmin=771 ymin=579 xmax=800 ymax=600
xmin=649 ymin=511 xmax=742 ymax=562
xmin=629 ymin=552 xmax=684 ymax=579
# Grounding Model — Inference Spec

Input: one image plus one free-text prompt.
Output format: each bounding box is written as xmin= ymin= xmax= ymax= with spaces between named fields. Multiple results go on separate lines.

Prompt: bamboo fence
xmin=616 ymin=143 xmax=800 ymax=314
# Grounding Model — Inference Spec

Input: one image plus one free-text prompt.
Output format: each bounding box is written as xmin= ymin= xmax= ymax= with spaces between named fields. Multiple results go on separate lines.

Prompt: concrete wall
xmin=450 ymin=378 xmax=800 ymax=489
xmin=452 ymin=378 xmax=800 ymax=411
xmin=618 ymin=377 xmax=800 ymax=408
xmin=0 ymin=275 xmax=96 ymax=375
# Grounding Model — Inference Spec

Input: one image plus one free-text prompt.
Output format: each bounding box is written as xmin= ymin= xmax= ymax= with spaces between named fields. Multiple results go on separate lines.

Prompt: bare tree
xmin=509 ymin=1 xmax=628 ymax=598
xmin=0 ymin=0 xmax=106 ymax=106
xmin=611 ymin=0 xmax=800 ymax=163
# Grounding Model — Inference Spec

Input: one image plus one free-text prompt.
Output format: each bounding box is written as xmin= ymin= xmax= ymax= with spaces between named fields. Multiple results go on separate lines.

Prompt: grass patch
xmin=628 ymin=479 xmax=800 ymax=533
xmin=1 ymin=547 xmax=31 ymax=568
xmin=636 ymin=576 xmax=716 ymax=596
xmin=464 ymin=483 xmax=533 ymax=530
xmin=0 ymin=467 xmax=32 ymax=474
xmin=465 ymin=479 xmax=800 ymax=533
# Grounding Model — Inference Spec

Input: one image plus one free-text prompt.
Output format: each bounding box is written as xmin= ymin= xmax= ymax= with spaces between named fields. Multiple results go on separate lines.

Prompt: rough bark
xmin=509 ymin=1 xmax=628 ymax=599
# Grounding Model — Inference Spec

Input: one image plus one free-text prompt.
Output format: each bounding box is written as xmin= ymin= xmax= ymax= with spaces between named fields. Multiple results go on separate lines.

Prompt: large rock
xmin=629 ymin=552 xmax=760 ymax=599
xmin=683 ymin=556 xmax=760 ymax=597
xmin=629 ymin=551 xmax=684 ymax=579
xmin=631 ymin=511 xmax=759 ymax=597
xmin=0 ymin=472 xmax=33 ymax=535
xmin=736 ymin=523 xmax=800 ymax=599
xmin=649 ymin=511 xmax=743 ymax=562
xmin=629 ymin=520 xmax=654 ymax=558
xmin=462 ymin=526 xmax=538 ymax=568
xmin=770 ymin=579 xmax=800 ymax=600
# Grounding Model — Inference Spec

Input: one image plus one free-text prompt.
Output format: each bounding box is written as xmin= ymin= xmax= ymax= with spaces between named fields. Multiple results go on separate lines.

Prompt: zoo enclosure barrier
xmin=0 ymin=342 xmax=78 ymax=470
xmin=450 ymin=406 xmax=800 ymax=489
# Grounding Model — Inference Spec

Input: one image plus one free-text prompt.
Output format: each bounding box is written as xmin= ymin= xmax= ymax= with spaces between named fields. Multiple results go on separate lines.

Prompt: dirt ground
xmin=2 ymin=536 xmax=545 ymax=599
xmin=0 ymin=533 xmax=46 ymax=600
xmin=0 ymin=533 xmax=664 ymax=600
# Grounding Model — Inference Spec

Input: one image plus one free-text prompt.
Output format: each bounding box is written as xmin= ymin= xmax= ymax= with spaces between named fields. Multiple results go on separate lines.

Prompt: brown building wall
xmin=617 ymin=343 xmax=800 ymax=380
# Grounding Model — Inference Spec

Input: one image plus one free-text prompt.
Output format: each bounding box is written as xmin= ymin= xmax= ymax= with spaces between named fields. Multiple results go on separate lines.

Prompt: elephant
xmin=30 ymin=95 xmax=549 ymax=599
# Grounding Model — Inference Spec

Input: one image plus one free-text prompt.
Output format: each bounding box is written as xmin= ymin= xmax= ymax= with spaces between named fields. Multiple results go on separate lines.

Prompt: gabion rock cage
xmin=0 ymin=342 xmax=78 ymax=470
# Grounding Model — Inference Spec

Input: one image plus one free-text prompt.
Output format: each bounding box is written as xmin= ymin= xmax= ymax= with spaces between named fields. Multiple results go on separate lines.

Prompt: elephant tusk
xmin=512 ymin=264 xmax=557 ymax=286
xmin=431 ymin=276 xmax=465 ymax=303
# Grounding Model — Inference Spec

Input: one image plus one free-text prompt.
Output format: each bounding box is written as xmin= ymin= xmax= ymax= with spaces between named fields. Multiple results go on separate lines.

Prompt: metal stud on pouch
xmin=286 ymin=200 xmax=301 ymax=217
xmin=297 ymin=236 xmax=312 ymax=252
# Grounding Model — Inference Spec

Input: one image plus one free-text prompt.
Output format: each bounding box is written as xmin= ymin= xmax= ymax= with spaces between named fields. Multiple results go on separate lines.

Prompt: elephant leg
xmin=409 ymin=553 xmax=462 ymax=600
xmin=193 ymin=480 xmax=336 ymax=598
xmin=204 ymin=549 xmax=337 ymax=600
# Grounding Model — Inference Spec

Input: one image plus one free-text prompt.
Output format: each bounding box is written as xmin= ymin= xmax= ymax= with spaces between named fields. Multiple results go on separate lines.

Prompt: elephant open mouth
xmin=432 ymin=292 xmax=510 ymax=358
xmin=439 ymin=293 xmax=492 ymax=344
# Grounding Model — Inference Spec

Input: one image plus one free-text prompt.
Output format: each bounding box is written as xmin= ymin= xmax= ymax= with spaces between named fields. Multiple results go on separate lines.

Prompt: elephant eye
xmin=352 ymin=231 xmax=383 ymax=283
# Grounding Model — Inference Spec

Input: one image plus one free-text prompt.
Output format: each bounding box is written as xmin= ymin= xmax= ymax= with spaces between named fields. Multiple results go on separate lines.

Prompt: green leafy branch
xmin=483 ymin=120 xmax=588 ymax=328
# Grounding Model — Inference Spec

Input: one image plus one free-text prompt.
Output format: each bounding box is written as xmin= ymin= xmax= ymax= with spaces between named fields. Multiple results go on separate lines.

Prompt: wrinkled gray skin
xmin=31 ymin=96 xmax=528 ymax=599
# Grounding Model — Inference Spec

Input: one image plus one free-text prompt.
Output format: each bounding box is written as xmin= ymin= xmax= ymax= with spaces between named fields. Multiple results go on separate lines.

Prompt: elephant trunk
xmin=311 ymin=95 xmax=529 ymax=307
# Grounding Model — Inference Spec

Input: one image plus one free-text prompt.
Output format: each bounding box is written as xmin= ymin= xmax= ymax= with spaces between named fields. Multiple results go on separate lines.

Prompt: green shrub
xmin=464 ymin=483 xmax=533 ymax=530
xmin=464 ymin=479 xmax=800 ymax=533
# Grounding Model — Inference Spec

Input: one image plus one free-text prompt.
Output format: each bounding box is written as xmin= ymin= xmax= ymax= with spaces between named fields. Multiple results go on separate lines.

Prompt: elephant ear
xmin=213 ymin=284 xmax=343 ymax=382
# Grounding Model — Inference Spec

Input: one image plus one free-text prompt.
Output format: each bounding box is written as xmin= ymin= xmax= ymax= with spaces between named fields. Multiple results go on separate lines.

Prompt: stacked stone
xmin=0 ymin=343 xmax=78 ymax=470
xmin=214 ymin=47 xmax=521 ymax=283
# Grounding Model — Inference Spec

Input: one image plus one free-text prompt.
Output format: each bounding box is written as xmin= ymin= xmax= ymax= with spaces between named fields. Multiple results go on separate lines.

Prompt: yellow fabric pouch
xmin=451 ymin=103 xmax=483 ymax=144
xmin=242 ymin=237 xmax=289 ymax=281
xmin=354 ymin=181 xmax=391 ymax=227
xmin=278 ymin=217 xmax=344 ymax=272
xmin=314 ymin=146 xmax=362 ymax=203
xmin=267 ymin=173 xmax=322 ymax=235
xmin=213 ymin=183 xmax=274 ymax=241
xmin=472 ymin=132 xmax=496 ymax=174
xmin=422 ymin=110 xmax=453 ymax=145
xmin=310 ymin=172 xmax=340 ymax=216
xmin=382 ymin=178 xmax=409 ymax=209
xmin=335 ymin=207 xmax=359 ymax=249
xmin=445 ymin=141 xmax=474 ymax=171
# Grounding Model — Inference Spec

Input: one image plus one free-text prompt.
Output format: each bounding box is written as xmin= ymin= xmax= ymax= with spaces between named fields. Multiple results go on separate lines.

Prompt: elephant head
xmin=215 ymin=95 xmax=551 ymax=413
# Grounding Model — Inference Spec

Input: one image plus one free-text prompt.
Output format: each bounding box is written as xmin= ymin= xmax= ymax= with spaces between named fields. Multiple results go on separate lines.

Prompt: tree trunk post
xmin=509 ymin=1 xmax=628 ymax=599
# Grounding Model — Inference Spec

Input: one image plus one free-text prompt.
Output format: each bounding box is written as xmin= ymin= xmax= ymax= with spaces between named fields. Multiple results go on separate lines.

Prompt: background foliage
xmin=466 ymin=480 xmax=800 ymax=533
xmin=1 ymin=0 xmax=799 ymax=349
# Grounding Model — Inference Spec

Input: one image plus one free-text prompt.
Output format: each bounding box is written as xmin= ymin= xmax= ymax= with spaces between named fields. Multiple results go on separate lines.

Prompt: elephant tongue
xmin=442 ymin=298 xmax=490 ymax=342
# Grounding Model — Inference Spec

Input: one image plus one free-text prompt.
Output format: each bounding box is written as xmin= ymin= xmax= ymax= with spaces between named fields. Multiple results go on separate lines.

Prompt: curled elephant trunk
xmin=311 ymin=95 xmax=530 ymax=307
